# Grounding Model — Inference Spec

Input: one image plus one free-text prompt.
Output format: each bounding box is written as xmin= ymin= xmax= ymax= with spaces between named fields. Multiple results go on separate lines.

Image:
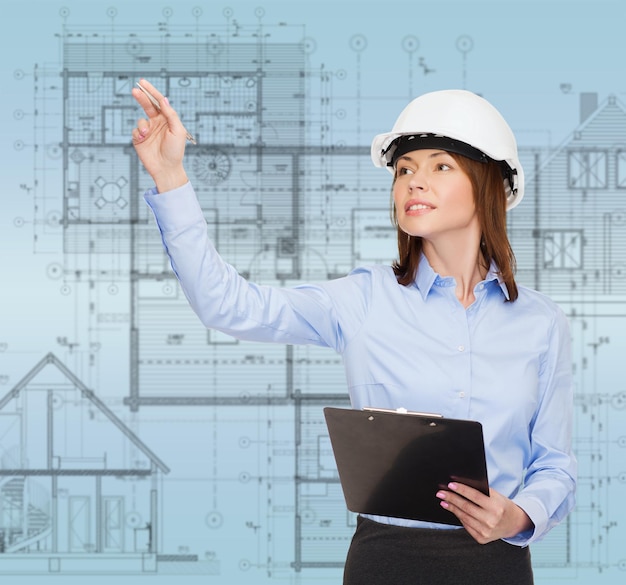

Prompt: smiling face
xmin=392 ymin=149 xmax=480 ymax=247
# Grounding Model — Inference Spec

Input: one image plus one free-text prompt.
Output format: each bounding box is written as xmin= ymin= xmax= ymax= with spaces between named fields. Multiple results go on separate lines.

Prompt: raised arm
xmin=130 ymin=79 xmax=367 ymax=351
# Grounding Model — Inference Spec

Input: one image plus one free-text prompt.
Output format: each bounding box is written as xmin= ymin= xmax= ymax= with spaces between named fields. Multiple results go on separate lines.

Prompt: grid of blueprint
xmin=1 ymin=1 xmax=625 ymax=584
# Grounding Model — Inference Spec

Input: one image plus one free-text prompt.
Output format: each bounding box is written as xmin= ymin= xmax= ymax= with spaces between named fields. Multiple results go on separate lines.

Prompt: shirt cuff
xmin=143 ymin=181 xmax=205 ymax=233
xmin=503 ymin=495 xmax=547 ymax=547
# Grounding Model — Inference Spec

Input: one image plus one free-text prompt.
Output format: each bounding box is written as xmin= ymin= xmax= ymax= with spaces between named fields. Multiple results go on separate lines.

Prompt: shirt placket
xmin=435 ymin=279 xmax=473 ymax=419
xmin=452 ymin=304 xmax=472 ymax=419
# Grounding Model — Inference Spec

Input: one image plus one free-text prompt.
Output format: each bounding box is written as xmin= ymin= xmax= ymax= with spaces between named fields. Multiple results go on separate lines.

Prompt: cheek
xmin=392 ymin=184 xmax=403 ymax=210
xmin=450 ymin=179 xmax=476 ymax=212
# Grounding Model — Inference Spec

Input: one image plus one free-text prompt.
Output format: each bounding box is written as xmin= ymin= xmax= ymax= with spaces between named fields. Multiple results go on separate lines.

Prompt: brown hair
xmin=391 ymin=153 xmax=518 ymax=302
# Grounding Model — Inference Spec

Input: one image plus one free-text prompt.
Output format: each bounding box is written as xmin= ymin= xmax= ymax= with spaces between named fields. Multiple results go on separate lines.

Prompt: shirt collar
xmin=413 ymin=253 xmax=510 ymax=301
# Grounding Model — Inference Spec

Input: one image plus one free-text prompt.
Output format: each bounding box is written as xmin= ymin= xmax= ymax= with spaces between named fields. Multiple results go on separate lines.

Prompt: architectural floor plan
xmin=1 ymin=2 xmax=625 ymax=583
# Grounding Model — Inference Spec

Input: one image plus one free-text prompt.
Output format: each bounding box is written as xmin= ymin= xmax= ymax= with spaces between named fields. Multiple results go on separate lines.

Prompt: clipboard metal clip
xmin=363 ymin=406 xmax=444 ymax=418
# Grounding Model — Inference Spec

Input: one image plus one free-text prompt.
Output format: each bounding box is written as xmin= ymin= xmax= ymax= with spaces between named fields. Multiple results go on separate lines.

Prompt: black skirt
xmin=343 ymin=516 xmax=534 ymax=585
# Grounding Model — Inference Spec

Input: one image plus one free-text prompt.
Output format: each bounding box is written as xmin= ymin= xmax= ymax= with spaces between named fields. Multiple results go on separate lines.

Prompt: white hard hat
xmin=371 ymin=89 xmax=524 ymax=210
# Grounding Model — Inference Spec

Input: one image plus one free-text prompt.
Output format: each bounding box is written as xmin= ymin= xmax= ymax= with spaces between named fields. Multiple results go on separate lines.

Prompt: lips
xmin=404 ymin=199 xmax=434 ymax=213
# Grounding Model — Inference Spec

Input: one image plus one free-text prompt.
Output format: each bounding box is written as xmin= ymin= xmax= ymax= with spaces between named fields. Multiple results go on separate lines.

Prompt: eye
xmin=396 ymin=165 xmax=414 ymax=177
xmin=437 ymin=163 xmax=451 ymax=171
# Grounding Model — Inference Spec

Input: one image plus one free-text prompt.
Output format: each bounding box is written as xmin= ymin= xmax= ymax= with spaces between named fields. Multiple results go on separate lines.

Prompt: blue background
xmin=1 ymin=1 xmax=625 ymax=583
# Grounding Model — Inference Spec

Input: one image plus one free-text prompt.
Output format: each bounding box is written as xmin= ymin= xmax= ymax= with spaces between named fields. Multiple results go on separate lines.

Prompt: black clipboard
xmin=323 ymin=406 xmax=489 ymax=526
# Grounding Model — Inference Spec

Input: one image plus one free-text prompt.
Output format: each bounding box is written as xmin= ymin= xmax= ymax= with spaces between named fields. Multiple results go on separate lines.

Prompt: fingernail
xmin=140 ymin=127 xmax=148 ymax=136
xmin=436 ymin=491 xmax=446 ymax=500
xmin=448 ymin=482 xmax=458 ymax=490
xmin=163 ymin=97 xmax=170 ymax=106
xmin=440 ymin=501 xmax=449 ymax=509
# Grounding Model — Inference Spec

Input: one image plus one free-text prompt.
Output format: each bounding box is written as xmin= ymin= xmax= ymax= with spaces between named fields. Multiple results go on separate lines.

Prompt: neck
xmin=422 ymin=237 xmax=486 ymax=308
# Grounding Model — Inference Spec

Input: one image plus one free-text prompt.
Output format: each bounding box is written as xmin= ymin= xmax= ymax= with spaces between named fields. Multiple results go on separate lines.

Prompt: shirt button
xmin=457 ymin=345 xmax=465 ymax=352
xmin=459 ymin=391 xmax=466 ymax=398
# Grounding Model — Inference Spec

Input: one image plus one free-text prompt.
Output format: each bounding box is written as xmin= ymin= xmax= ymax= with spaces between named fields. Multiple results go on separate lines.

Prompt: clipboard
xmin=323 ymin=406 xmax=490 ymax=526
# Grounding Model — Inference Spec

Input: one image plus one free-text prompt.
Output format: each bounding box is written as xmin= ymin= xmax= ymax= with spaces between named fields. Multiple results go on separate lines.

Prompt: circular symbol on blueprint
xmin=255 ymin=7 xmax=265 ymax=18
xmin=59 ymin=7 xmax=70 ymax=18
xmin=192 ymin=149 xmax=231 ymax=186
xmin=239 ymin=559 xmax=251 ymax=571
xmin=301 ymin=37 xmax=317 ymax=55
xmin=126 ymin=40 xmax=143 ymax=56
xmin=350 ymin=34 xmax=368 ymax=53
xmin=205 ymin=511 xmax=223 ymax=529
xmin=126 ymin=511 xmax=143 ymax=528
xmin=106 ymin=7 xmax=118 ymax=19
xmin=402 ymin=35 xmax=420 ymax=54
xmin=14 ymin=69 xmax=25 ymax=81
xmin=456 ymin=35 xmax=474 ymax=54
xmin=192 ymin=6 xmax=203 ymax=18
xmin=70 ymin=148 xmax=86 ymax=164
xmin=47 ymin=143 xmax=63 ymax=159
xmin=162 ymin=7 xmax=173 ymax=19
xmin=207 ymin=40 xmax=224 ymax=56
xmin=51 ymin=393 xmax=65 ymax=410
xmin=47 ymin=263 xmax=64 ymax=280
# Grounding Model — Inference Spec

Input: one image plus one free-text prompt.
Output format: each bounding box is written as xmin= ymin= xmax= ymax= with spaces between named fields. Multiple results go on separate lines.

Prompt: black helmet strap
xmin=385 ymin=133 xmax=517 ymax=193
xmin=385 ymin=133 xmax=490 ymax=166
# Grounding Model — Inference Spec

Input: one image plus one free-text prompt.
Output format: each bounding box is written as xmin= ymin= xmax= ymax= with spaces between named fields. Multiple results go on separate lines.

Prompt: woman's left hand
xmin=436 ymin=482 xmax=533 ymax=544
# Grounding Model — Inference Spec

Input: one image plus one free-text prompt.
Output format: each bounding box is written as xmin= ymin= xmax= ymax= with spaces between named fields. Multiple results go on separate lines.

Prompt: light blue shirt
xmin=145 ymin=182 xmax=576 ymax=547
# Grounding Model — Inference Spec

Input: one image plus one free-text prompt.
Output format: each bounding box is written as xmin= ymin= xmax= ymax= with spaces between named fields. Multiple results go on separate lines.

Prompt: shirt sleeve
xmin=506 ymin=306 xmax=577 ymax=546
xmin=144 ymin=182 xmax=369 ymax=352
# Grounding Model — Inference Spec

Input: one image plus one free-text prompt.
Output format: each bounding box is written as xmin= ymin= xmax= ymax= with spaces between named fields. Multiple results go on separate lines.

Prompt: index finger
xmin=137 ymin=78 xmax=165 ymax=100
xmin=132 ymin=79 xmax=165 ymax=115
xmin=445 ymin=482 xmax=491 ymax=505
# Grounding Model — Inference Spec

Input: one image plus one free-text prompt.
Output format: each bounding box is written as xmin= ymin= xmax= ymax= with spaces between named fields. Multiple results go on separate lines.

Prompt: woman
xmin=132 ymin=82 xmax=576 ymax=584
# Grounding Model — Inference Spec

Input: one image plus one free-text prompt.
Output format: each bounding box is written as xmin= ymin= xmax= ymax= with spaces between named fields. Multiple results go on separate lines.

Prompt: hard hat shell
xmin=371 ymin=89 xmax=524 ymax=210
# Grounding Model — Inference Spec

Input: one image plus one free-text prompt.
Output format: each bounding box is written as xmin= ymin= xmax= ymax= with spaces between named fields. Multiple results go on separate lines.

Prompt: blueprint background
xmin=1 ymin=0 xmax=625 ymax=583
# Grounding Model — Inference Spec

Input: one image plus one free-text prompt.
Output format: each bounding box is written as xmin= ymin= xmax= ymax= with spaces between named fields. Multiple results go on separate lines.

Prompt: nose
xmin=407 ymin=169 xmax=427 ymax=191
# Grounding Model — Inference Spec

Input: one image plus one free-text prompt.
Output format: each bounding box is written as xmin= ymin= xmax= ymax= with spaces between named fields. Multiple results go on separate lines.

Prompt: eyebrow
xmin=396 ymin=151 xmax=451 ymax=164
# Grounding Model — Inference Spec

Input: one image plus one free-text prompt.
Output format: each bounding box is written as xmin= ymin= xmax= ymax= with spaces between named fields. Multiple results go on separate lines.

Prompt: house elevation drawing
xmin=2 ymin=2 xmax=625 ymax=584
